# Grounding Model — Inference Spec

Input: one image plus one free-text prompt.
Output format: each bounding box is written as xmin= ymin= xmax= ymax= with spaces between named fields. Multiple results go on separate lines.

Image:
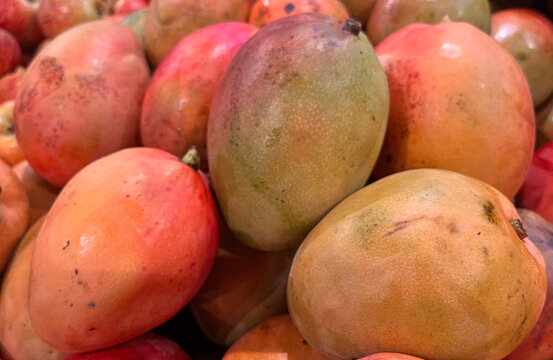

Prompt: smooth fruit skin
xmin=0 ymin=159 xmax=28 ymax=272
xmin=287 ymin=169 xmax=547 ymax=360
xmin=0 ymin=67 xmax=25 ymax=104
xmin=492 ymin=9 xmax=553 ymax=108
xmin=372 ymin=22 xmax=534 ymax=200
xmin=143 ymin=0 xmax=250 ymax=67
xmin=190 ymin=215 xmax=293 ymax=346
xmin=0 ymin=0 xmax=43 ymax=49
xmin=359 ymin=354 xmax=424 ymax=360
xmin=222 ymin=315 xmax=331 ymax=360
xmin=0 ymin=29 xmax=22 ymax=78
xmin=0 ymin=217 xmax=66 ymax=360
xmin=14 ymin=20 xmax=150 ymax=188
xmin=64 ymin=333 xmax=191 ymax=360
xmin=249 ymin=0 xmax=350 ymax=27
xmin=141 ymin=22 xmax=258 ymax=171
xmin=367 ymin=0 xmax=491 ymax=46
xmin=0 ymin=101 xmax=24 ymax=166
xmin=505 ymin=209 xmax=553 ymax=360
xmin=28 ymin=147 xmax=219 ymax=353
xmin=12 ymin=160 xmax=59 ymax=225
xmin=37 ymin=0 xmax=102 ymax=38
xmin=208 ymin=13 xmax=389 ymax=251
xmin=517 ymin=142 xmax=553 ymax=222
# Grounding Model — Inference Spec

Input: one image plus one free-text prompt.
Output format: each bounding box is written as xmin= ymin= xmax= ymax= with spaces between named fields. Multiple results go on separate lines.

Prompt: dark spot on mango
xmin=481 ymin=200 xmax=498 ymax=225
xmin=39 ymin=56 xmax=65 ymax=90
xmin=74 ymin=269 xmax=78 ymax=275
xmin=284 ymin=3 xmax=295 ymax=13
xmin=386 ymin=216 xmax=425 ymax=236
xmin=448 ymin=222 xmax=458 ymax=234
xmin=62 ymin=240 xmax=70 ymax=250
xmin=302 ymin=339 xmax=308 ymax=345
xmin=482 ymin=247 xmax=489 ymax=256
xmin=87 ymin=302 xmax=96 ymax=308
xmin=89 ymin=327 xmax=96 ymax=331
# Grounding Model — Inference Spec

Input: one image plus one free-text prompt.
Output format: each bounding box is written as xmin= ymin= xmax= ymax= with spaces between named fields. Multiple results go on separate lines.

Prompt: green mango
xmin=207 ymin=13 xmax=389 ymax=251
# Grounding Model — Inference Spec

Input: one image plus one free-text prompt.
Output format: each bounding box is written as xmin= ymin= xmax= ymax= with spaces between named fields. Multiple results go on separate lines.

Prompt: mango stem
xmin=182 ymin=146 xmax=200 ymax=171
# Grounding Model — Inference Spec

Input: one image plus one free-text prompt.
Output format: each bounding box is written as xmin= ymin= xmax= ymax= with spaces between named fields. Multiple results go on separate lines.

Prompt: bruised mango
xmin=287 ymin=169 xmax=547 ymax=360
xmin=207 ymin=13 xmax=389 ymax=251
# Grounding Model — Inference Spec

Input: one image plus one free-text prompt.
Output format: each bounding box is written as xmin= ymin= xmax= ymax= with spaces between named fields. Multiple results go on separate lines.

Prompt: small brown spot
xmin=89 ymin=327 xmax=96 ymax=331
xmin=74 ymin=269 xmax=78 ymax=275
xmin=87 ymin=302 xmax=96 ymax=308
xmin=62 ymin=240 xmax=70 ymax=250
xmin=447 ymin=222 xmax=458 ymax=234
xmin=302 ymin=339 xmax=308 ymax=345
xmin=482 ymin=247 xmax=489 ymax=256
xmin=481 ymin=200 xmax=498 ymax=225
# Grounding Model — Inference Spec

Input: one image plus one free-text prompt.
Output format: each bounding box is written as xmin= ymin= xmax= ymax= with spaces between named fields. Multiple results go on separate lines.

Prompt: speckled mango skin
xmin=28 ymin=147 xmax=219 ymax=354
xmin=372 ymin=22 xmax=535 ymax=200
xmin=207 ymin=13 xmax=389 ymax=251
xmin=287 ymin=169 xmax=547 ymax=360
xmin=14 ymin=20 xmax=150 ymax=188
xmin=367 ymin=0 xmax=491 ymax=46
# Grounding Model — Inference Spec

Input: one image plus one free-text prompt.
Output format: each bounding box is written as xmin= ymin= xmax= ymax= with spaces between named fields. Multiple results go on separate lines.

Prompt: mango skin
xmin=287 ymin=169 xmax=547 ymax=360
xmin=248 ymin=0 xmax=350 ymax=27
xmin=367 ymin=0 xmax=491 ymax=46
xmin=372 ymin=22 xmax=534 ymax=200
xmin=222 ymin=315 xmax=331 ymax=360
xmin=14 ymin=20 xmax=150 ymax=188
xmin=208 ymin=13 xmax=389 ymax=251
xmin=12 ymin=160 xmax=59 ymax=226
xmin=0 ymin=217 xmax=66 ymax=360
xmin=143 ymin=0 xmax=250 ymax=67
xmin=338 ymin=0 xmax=377 ymax=25
xmin=190 ymin=215 xmax=293 ymax=346
xmin=28 ymin=147 xmax=219 ymax=354
xmin=491 ymin=9 xmax=553 ymax=107
xmin=505 ymin=209 xmax=553 ymax=360
xmin=360 ymin=354 xmax=424 ymax=360
xmin=141 ymin=22 xmax=258 ymax=171
xmin=0 ymin=158 xmax=29 ymax=272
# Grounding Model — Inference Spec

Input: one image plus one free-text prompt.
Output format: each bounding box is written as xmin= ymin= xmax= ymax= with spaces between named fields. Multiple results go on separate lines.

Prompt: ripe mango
xmin=208 ymin=13 xmax=388 ymax=251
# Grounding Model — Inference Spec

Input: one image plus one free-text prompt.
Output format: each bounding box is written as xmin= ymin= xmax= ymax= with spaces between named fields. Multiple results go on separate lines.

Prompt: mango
xmin=288 ymin=169 xmax=547 ymax=360
xmin=208 ymin=13 xmax=389 ymax=251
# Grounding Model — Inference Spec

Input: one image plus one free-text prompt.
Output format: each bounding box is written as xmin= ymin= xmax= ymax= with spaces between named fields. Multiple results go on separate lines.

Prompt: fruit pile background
xmin=3 ymin=0 xmax=553 ymax=359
